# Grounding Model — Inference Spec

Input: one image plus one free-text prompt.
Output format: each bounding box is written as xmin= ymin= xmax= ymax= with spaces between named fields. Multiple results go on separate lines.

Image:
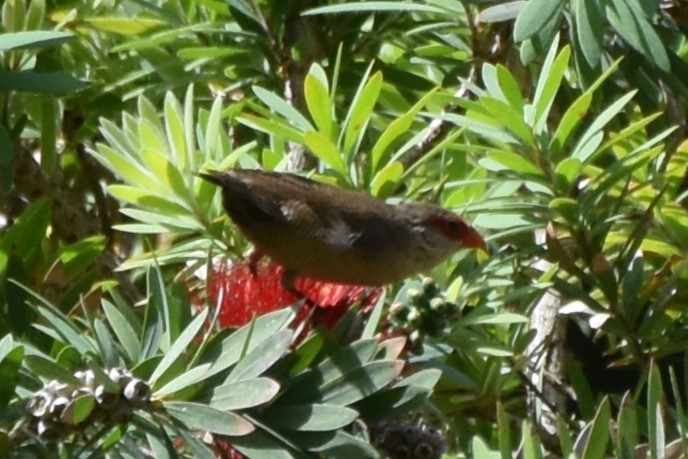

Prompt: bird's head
xmin=399 ymin=202 xmax=487 ymax=262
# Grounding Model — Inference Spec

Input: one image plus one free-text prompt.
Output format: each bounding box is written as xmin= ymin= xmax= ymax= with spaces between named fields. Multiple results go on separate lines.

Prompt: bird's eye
xmin=444 ymin=219 xmax=462 ymax=234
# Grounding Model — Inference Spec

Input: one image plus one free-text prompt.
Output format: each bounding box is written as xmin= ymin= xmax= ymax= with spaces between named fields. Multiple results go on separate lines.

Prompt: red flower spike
xmin=207 ymin=258 xmax=382 ymax=329
xmin=212 ymin=437 xmax=246 ymax=459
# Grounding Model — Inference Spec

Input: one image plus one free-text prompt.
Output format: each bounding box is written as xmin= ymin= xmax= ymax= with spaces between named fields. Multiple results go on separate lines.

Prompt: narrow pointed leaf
xmin=165 ymin=401 xmax=254 ymax=436
xmin=267 ymin=404 xmax=358 ymax=431
xmin=150 ymin=308 xmax=209 ymax=388
xmin=226 ymin=329 xmax=292 ymax=384
xmin=305 ymin=68 xmax=333 ymax=137
xmin=343 ymin=70 xmax=382 ymax=153
xmin=210 ymin=378 xmax=280 ymax=411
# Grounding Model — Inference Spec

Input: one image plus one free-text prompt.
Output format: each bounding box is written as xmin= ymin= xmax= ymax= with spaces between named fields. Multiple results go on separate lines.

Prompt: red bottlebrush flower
xmin=207 ymin=257 xmax=381 ymax=329
xmin=208 ymin=259 xmax=297 ymax=327
xmin=212 ymin=437 xmax=246 ymax=459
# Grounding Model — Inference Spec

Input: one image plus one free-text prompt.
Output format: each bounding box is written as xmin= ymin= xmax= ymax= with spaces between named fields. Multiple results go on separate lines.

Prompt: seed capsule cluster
xmin=387 ymin=277 xmax=459 ymax=350
xmin=16 ymin=367 xmax=151 ymax=443
xmin=370 ymin=421 xmax=447 ymax=459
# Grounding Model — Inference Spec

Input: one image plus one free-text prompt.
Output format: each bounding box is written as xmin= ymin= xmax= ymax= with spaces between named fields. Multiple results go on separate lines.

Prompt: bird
xmin=200 ymin=169 xmax=486 ymax=290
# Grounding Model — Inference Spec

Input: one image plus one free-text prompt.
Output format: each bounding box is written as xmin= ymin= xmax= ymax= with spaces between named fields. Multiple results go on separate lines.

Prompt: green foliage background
xmin=1 ymin=0 xmax=688 ymax=457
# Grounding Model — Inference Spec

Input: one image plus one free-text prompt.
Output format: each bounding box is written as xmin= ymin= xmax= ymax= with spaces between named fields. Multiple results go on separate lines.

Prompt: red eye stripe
xmin=424 ymin=213 xmax=487 ymax=251
xmin=424 ymin=214 xmax=469 ymax=240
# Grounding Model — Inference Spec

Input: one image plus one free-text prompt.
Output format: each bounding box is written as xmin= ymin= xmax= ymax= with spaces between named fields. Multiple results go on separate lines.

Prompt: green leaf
xmin=550 ymin=92 xmax=592 ymax=157
xmin=0 ymin=338 xmax=22 ymax=410
xmin=204 ymin=96 xmax=224 ymax=162
xmin=597 ymin=112 xmax=662 ymax=154
xmin=93 ymin=319 xmax=118 ymax=368
xmin=581 ymin=397 xmax=611 ymax=459
xmin=138 ymin=131 xmax=167 ymax=170
xmin=146 ymin=432 xmax=175 ymax=459
xmin=24 ymin=0 xmax=45 ymax=31
xmin=473 ymin=436 xmax=502 ymax=459
xmin=108 ymin=185 xmax=191 ymax=214
xmin=583 ymin=148 xmax=659 ymax=213
xmin=482 ymin=64 xmax=501 ymax=101
xmin=0 ymin=31 xmax=75 ymax=51
xmin=94 ymin=144 xmax=164 ymax=194
xmin=24 ymin=354 xmax=82 ymax=385
xmin=0 ymin=71 xmax=87 ymax=93
xmin=479 ymin=2 xmax=527 ymax=23
xmin=202 ymin=308 xmax=295 ymax=379
xmin=304 ymin=131 xmax=347 ymax=174
xmin=154 ymin=363 xmax=212 ymax=397
xmin=177 ymin=46 xmax=245 ymax=59
xmin=513 ymin=0 xmax=565 ymax=42
xmin=481 ymin=97 xmax=534 ymax=145
xmin=119 ymin=208 xmax=204 ymax=231
xmin=254 ymin=86 xmax=313 ymax=131
xmin=343 ymin=70 xmax=382 ymax=153
xmin=607 ymin=0 xmax=669 ymax=71
xmin=58 ymin=236 xmax=107 ymax=277
xmin=304 ymin=2 xmax=446 ymax=15
xmin=519 ymin=8 xmax=561 ymax=65
xmin=113 ymin=223 xmax=168 ymax=234
xmin=267 ymin=404 xmax=358 ymax=431
xmin=102 ymin=300 xmax=140 ymax=363
xmin=497 ymin=64 xmax=525 ymax=110
xmin=225 ymin=329 xmax=292 ymax=384
xmin=370 ymin=161 xmax=403 ymax=197
xmin=575 ymin=0 xmax=604 ymax=67
xmin=60 ymin=394 xmax=96 ymax=425
xmin=456 ymin=312 xmax=528 ymax=327
xmin=321 ymin=360 xmax=404 ymax=405
xmin=317 ymin=340 xmax=379 ymax=386
xmin=183 ymin=85 xmax=196 ymax=165
xmin=616 ymin=392 xmax=638 ymax=459
xmin=487 ymin=151 xmax=543 ymax=176
xmin=140 ymin=148 xmax=190 ymax=203
xmin=371 ymin=87 xmax=438 ymax=170
xmin=210 ymin=378 xmax=280 ymax=411
xmin=85 ymin=17 xmax=166 ymax=35
xmin=532 ymin=44 xmax=570 ymax=131
xmin=0 ymin=335 xmax=15 ymax=364
xmin=0 ymin=198 xmax=50 ymax=257
xmin=313 ymin=430 xmax=382 ymax=458
xmin=230 ymin=430 xmax=295 ymax=459
xmin=150 ymin=308 xmax=208 ymax=388
xmin=165 ymin=402 xmax=255 ymax=436
xmin=521 ymin=419 xmax=543 ymax=459
xmin=35 ymin=306 xmax=96 ymax=355
xmin=139 ymin=96 xmax=166 ymax=145
xmin=142 ymin=263 xmax=170 ymax=358
xmin=175 ymin=424 xmax=217 ymax=458
xmin=572 ymin=91 xmax=637 ymax=162
xmin=98 ymin=118 xmax=137 ymax=158
xmin=647 ymin=363 xmax=665 ymax=459
xmin=164 ymin=91 xmax=188 ymax=169
xmin=357 ymin=371 xmax=439 ymax=420
xmin=304 ymin=69 xmax=333 ymax=137
xmin=362 ymin=291 xmax=387 ymax=340
xmin=554 ymin=158 xmax=583 ymax=192
xmin=238 ymin=114 xmax=305 ymax=144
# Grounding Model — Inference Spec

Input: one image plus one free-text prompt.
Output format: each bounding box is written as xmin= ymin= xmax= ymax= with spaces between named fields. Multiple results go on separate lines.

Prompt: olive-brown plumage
xmin=200 ymin=169 xmax=485 ymax=288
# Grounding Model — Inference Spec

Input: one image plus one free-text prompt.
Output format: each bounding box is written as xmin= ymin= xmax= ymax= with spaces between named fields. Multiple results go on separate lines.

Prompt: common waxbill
xmin=200 ymin=169 xmax=486 ymax=289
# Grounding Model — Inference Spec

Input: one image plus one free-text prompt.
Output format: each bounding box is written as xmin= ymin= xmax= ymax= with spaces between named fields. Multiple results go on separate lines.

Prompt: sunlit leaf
xmin=165 ymin=402 xmax=254 ymax=436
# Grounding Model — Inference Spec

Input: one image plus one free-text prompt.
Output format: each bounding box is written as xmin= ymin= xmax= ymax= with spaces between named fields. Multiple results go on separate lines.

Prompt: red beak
xmin=464 ymin=226 xmax=488 ymax=252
